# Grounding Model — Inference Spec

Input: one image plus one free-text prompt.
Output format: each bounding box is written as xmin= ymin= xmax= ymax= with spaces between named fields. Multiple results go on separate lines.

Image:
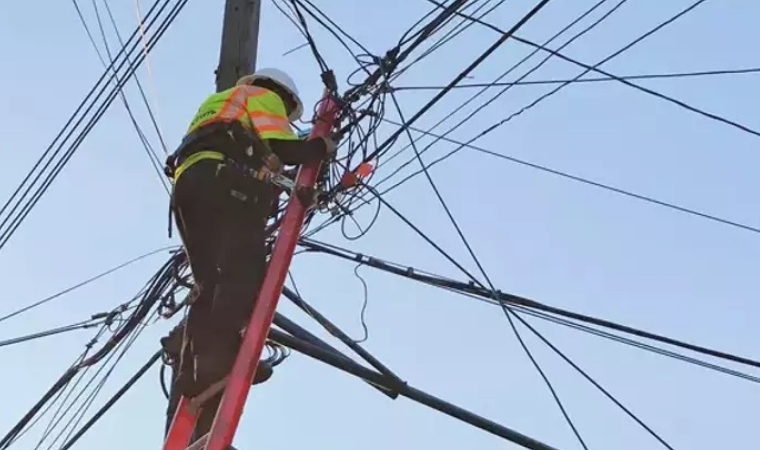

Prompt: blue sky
xmin=0 ymin=0 xmax=758 ymax=449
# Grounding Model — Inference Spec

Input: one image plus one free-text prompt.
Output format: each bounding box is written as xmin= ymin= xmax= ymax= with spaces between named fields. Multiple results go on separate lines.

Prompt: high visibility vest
xmin=187 ymin=85 xmax=297 ymax=140
xmin=173 ymin=86 xmax=298 ymax=180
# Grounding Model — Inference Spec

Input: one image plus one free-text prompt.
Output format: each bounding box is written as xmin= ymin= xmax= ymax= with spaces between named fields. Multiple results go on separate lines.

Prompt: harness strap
xmin=165 ymin=120 xmax=270 ymax=179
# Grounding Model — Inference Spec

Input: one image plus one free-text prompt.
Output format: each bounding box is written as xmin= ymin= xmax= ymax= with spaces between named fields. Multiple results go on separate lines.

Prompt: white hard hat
xmin=237 ymin=67 xmax=304 ymax=122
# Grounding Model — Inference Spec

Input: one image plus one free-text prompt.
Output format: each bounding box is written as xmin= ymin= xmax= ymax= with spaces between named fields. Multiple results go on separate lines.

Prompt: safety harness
xmin=165 ymin=120 xmax=271 ymax=181
xmin=164 ymin=119 xmax=298 ymax=237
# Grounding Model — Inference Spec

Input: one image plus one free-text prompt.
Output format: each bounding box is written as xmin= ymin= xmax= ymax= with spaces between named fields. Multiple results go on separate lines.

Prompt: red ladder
xmin=163 ymin=88 xmax=339 ymax=450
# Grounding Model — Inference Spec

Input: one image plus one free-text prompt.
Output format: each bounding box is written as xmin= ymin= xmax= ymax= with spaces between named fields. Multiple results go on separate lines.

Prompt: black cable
xmin=391 ymin=0 xmax=510 ymax=82
xmin=0 ymin=0 xmax=171 ymax=236
xmin=449 ymin=0 xmax=756 ymax=146
xmin=305 ymin=186 xmax=674 ymax=450
xmin=72 ymin=0 xmax=168 ymax=193
xmin=299 ymin=237 xmax=760 ymax=379
xmin=342 ymin=0 xmax=469 ymax=103
xmin=38 ymin=318 xmax=144 ymax=450
xmin=0 ymin=326 xmax=108 ymax=450
xmin=444 ymin=287 xmax=760 ymax=384
xmin=389 ymin=77 xmax=590 ymax=449
xmin=372 ymin=0 xmax=517 ymax=174
xmin=0 ymin=251 xmax=183 ymax=449
xmin=379 ymin=119 xmax=760 ymax=235
xmin=376 ymin=0 xmax=626 ymax=188
xmin=359 ymin=0 xmax=553 ymax=164
xmin=286 ymin=0 xmax=330 ymax=73
xmin=352 ymin=264 xmax=370 ymax=343
xmin=46 ymin=312 xmax=154 ymax=450
xmin=101 ymin=0 xmax=169 ymax=154
xmin=58 ymin=351 xmax=161 ymax=450
xmin=393 ymin=67 xmax=760 ymax=90
xmin=0 ymin=319 xmax=107 ymax=349
xmin=0 ymin=246 xmax=176 ymax=325
xmin=0 ymin=0 xmax=186 ymax=252
xmin=92 ymin=0 xmax=171 ymax=193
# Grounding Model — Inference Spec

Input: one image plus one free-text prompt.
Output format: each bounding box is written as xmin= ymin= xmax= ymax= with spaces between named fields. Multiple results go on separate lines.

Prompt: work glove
xmin=263 ymin=152 xmax=283 ymax=174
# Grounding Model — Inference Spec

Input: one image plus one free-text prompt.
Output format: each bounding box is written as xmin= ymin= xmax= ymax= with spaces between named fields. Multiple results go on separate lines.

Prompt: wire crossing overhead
xmin=0 ymin=0 xmax=189 ymax=253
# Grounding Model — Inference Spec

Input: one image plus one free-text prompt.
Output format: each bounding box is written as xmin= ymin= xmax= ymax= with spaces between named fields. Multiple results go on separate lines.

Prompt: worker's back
xmin=186 ymin=86 xmax=295 ymax=141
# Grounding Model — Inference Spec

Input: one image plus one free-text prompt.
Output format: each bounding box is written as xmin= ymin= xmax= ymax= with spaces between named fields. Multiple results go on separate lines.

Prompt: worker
xmin=163 ymin=67 xmax=335 ymax=434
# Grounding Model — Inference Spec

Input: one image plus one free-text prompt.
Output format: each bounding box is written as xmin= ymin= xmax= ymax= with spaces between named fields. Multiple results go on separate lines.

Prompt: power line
xmin=374 ymin=0 xmax=758 ymax=239
xmin=0 ymin=0 xmax=187 ymax=253
xmin=0 ymin=252 xmax=184 ymax=449
xmin=370 ymin=6 xmax=672 ymax=442
xmin=360 ymin=179 xmax=674 ymax=447
xmin=58 ymin=351 xmax=161 ymax=450
xmin=391 ymin=0 xmax=511 ymax=82
xmin=0 ymin=246 xmax=176 ymax=325
xmin=360 ymin=0 xmax=556 ymax=163
xmin=76 ymin=0 xmax=171 ymax=193
xmin=0 ymin=319 xmax=107 ymax=349
xmin=377 ymin=0 xmax=626 ymax=190
xmin=379 ymin=118 xmax=760 ymax=235
xmin=392 ymin=67 xmax=760 ymax=90
xmin=300 ymin=238 xmax=760 ymax=374
xmin=451 ymin=0 xmax=760 ymax=141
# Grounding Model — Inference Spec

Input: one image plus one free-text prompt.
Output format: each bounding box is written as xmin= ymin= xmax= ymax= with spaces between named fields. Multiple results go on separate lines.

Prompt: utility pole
xmin=215 ymin=0 xmax=262 ymax=92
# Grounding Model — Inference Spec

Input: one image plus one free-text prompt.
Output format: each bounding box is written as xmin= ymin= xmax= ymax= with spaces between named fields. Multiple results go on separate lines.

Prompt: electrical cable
xmin=344 ymin=182 xmax=675 ymax=447
xmin=0 ymin=246 xmax=176 ymax=325
xmin=0 ymin=251 xmax=184 ymax=449
xmin=43 ymin=311 xmax=155 ymax=450
xmin=447 ymin=0 xmax=759 ymax=145
xmin=58 ymin=351 xmax=161 ymax=450
xmin=0 ymin=319 xmax=108 ymax=349
xmin=97 ymin=0 xmax=171 ymax=188
xmin=392 ymin=67 xmax=760 ymax=90
xmin=357 ymin=0 xmax=553 ymax=164
xmin=376 ymin=0 xmax=627 ymax=188
xmin=299 ymin=237 xmax=760 ymax=381
xmin=0 ymin=0 xmax=187 ymax=253
xmin=388 ymin=74 xmax=590 ymax=448
xmin=72 ymin=0 xmax=169 ymax=194
xmin=379 ymin=118 xmax=760 ymax=235
xmin=392 ymin=0 xmax=510 ymax=81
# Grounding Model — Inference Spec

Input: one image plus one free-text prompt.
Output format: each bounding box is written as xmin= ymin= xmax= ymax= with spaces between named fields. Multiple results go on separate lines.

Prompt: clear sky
xmin=0 ymin=0 xmax=758 ymax=449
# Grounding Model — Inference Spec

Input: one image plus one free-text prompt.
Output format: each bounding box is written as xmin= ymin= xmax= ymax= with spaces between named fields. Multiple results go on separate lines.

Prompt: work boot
xmin=184 ymin=354 xmax=274 ymax=397
xmin=252 ymin=360 xmax=273 ymax=385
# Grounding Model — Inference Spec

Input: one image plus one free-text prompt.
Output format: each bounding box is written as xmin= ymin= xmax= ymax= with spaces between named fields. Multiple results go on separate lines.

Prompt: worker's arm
xmin=266 ymin=137 xmax=328 ymax=165
xmin=243 ymin=86 xmax=331 ymax=166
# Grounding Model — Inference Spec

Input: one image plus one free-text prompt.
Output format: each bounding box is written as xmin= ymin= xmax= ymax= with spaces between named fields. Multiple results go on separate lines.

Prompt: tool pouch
xmin=214 ymin=161 xmax=272 ymax=214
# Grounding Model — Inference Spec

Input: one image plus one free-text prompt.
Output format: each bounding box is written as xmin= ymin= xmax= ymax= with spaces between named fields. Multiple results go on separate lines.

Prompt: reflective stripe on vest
xmin=172 ymin=150 xmax=225 ymax=182
xmin=177 ymin=86 xmax=300 ymax=180
xmin=186 ymin=86 xmax=297 ymax=141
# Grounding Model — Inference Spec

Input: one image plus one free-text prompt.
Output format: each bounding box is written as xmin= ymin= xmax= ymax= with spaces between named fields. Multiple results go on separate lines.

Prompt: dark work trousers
xmin=165 ymin=158 xmax=271 ymax=439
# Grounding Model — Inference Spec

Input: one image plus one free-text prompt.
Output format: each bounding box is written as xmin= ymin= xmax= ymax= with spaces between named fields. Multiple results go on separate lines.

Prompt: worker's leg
xmin=165 ymin=160 xmax=273 ymax=441
xmin=190 ymin=163 xmax=272 ymax=390
xmin=170 ymin=160 xmax=224 ymax=399
xmin=161 ymin=323 xmax=184 ymax=436
xmin=182 ymin=163 xmax=272 ymax=441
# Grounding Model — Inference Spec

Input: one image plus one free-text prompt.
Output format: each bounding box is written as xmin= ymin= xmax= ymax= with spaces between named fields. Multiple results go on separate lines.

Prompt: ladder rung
xmin=188 ymin=377 xmax=228 ymax=408
xmin=186 ymin=433 xmax=208 ymax=450
xmin=185 ymin=433 xmax=239 ymax=450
